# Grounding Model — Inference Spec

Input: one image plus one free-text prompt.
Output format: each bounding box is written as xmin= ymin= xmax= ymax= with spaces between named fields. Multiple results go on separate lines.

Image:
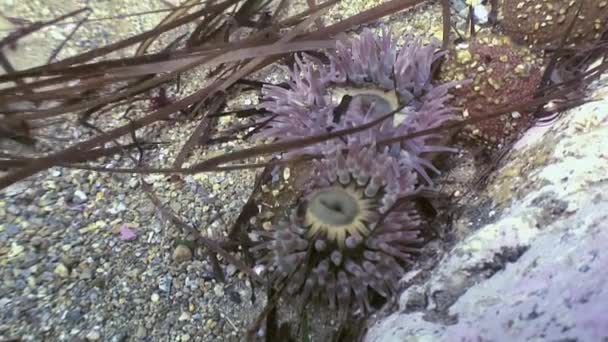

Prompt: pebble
xmin=173 ymin=245 xmax=192 ymax=264
xmin=128 ymin=178 xmax=139 ymax=189
xmin=8 ymin=242 xmax=24 ymax=258
xmin=110 ymin=331 xmax=128 ymax=342
xmin=85 ymin=330 xmax=101 ymax=341
xmin=54 ymin=263 xmax=70 ymax=278
xmin=159 ymin=276 xmax=173 ymax=293
xmin=4 ymin=223 xmax=20 ymax=237
xmin=150 ymin=293 xmax=160 ymax=303
xmin=6 ymin=205 xmax=20 ymax=215
xmin=65 ymin=309 xmax=83 ymax=323
xmin=213 ymin=284 xmax=224 ymax=297
xmin=205 ymin=319 xmax=218 ymax=330
xmin=226 ymin=264 xmax=237 ymax=277
xmin=4 ymin=182 xmax=28 ymax=197
xmin=135 ymin=326 xmax=147 ymax=338
xmin=73 ymin=190 xmax=88 ymax=204
xmin=178 ymin=312 xmax=191 ymax=322
xmin=108 ymin=202 xmax=127 ymax=215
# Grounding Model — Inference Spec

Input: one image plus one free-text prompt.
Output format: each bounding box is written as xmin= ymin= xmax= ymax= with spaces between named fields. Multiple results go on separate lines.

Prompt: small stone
xmin=6 ymin=205 xmax=20 ymax=215
xmin=180 ymin=334 xmax=191 ymax=341
xmin=73 ymin=190 xmax=88 ymax=203
xmin=66 ymin=309 xmax=83 ymax=323
xmin=283 ymin=167 xmax=291 ymax=181
xmin=4 ymin=223 xmax=20 ymax=237
xmin=128 ymin=178 xmax=139 ymax=189
xmin=226 ymin=264 xmax=237 ymax=277
xmin=511 ymin=111 xmax=522 ymax=119
xmin=206 ymin=319 xmax=218 ymax=330
xmin=135 ymin=326 xmax=147 ymax=338
xmin=27 ymin=276 xmax=37 ymax=288
xmin=158 ymin=275 xmax=172 ymax=293
xmin=4 ymin=182 xmax=28 ymax=197
xmin=213 ymin=284 xmax=224 ymax=297
xmin=173 ymin=245 xmax=192 ymax=263
xmin=151 ymin=293 xmax=160 ymax=303
xmin=456 ymin=49 xmax=472 ymax=64
xmin=78 ymin=267 xmax=94 ymax=280
xmin=85 ymin=330 xmax=101 ymax=341
xmin=514 ymin=64 xmax=527 ymax=75
xmin=178 ymin=312 xmax=191 ymax=321
xmin=110 ymin=331 xmax=128 ymax=342
xmin=54 ymin=263 xmax=70 ymax=278
xmin=108 ymin=202 xmax=127 ymax=215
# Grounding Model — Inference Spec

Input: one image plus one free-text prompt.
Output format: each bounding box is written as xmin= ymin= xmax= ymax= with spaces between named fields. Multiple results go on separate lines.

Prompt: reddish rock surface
xmin=441 ymin=34 xmax=544 ymax=150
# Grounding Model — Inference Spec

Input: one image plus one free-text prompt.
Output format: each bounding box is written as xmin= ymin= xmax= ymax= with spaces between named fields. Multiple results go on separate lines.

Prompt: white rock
xmin=73 ymin=190 xmax=88 ymax=203
xmin=85 ymin=330 xmax=101 ymax=341
xmin=365 ymin=78 xmax=608 ymax=342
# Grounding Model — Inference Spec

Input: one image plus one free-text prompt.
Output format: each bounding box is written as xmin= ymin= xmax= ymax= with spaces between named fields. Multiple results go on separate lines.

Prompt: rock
xmin=172 ymin=245 xmax=192 ymax=264
xmin=205 ymin=319 xmax=218 ymax=330
xmin=8 ymin=242 xmax=24 ymax=258
xmin=178 ymin=312 xmax=191 ymax=322
xmin=4 ymin=182 xmax=28 ymax=197
xmin=158 ymin=275 xmax=172 ymax=293
xmin=53 ymin=263 xmax=70 ymax=278
xmin=4 ymin=223 xmax=20 ymax=238
xmin=135 ymin=326 xmax=147 ymax=338
xmin=365 ymin=80 xmax=608 ymax=341
xmin=213 ymin=284 xmax=224 ymax=297
xmin=225 ymin=264 xmax=237 ymax=277
xmin=65 ymin=309 xmax=83 ymax=323
xmin=110 ymin=331 xmax=128 ymax=342
xmin=128 ymin=178 xmax=139 ymax=189
xmin=85 ymin=330 xmax=101 ymax=341
xmin=150 ymin=293 xmax=160 ymax=303
xmin=73 ymin=190 xmax=88 ymax=204
xmin=6 ymin=205 xmax=20 ymax=215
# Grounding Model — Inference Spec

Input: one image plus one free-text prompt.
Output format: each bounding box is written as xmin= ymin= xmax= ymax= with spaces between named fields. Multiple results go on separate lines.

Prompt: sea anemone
xmin=251 ymin=29 xmax=461 ymax=314
xmin=253 ymin=143 xmax=426 ymax=313
xmin=256 ymin=29 xmax=463 ymax=183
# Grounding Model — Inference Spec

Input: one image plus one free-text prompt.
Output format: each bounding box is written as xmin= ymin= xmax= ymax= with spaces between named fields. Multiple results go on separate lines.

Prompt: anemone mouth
xmin=303 ymin=183 xmax=378 ymax=248
xmin=331 ymin=86 xmax=401 ymax=116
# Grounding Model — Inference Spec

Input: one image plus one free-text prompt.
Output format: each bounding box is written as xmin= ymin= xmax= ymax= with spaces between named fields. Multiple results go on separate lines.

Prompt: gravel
xmin=0 ymin=1 xmax=261 ymax=340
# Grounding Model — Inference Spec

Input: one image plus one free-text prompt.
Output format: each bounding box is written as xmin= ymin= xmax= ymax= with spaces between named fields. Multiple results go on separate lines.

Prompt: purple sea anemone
xmin=253 ymin=143 xmax=426 ymax=313
xmin=251 ymin=29 xmax=462 ymax=314
xmin=256 ymin=29 xmax=462 ymax=183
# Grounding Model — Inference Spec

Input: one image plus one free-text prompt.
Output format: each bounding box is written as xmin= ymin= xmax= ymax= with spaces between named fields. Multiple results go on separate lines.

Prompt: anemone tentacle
xmin=255 ymin=28 xmax=463 ymax=183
